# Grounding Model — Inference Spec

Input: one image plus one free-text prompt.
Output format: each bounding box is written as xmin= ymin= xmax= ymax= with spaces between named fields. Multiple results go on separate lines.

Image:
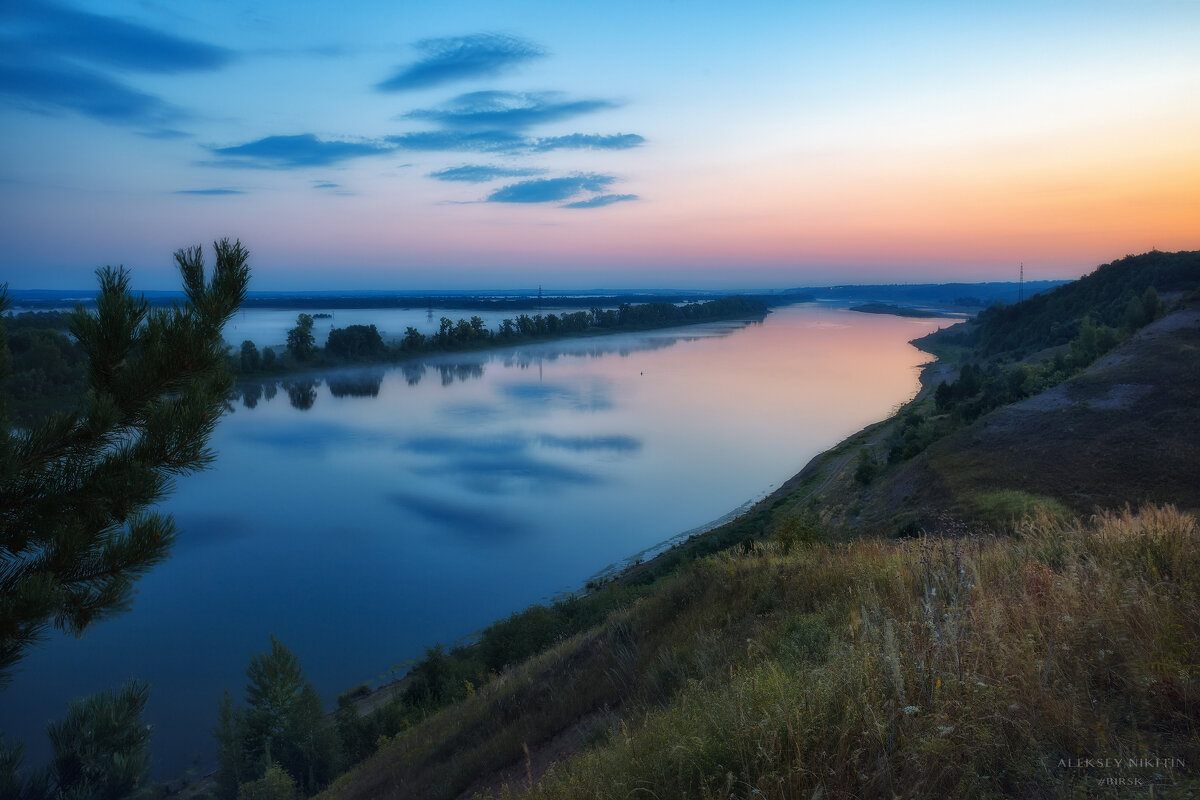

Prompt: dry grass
xmin=509 ymin=507 xmax=1199 ymax=799
xmin=324 ymin=507 xmax=1198 ymax=799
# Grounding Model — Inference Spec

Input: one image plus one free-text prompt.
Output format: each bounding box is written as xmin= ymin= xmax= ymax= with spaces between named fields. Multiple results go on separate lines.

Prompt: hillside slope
xmin=324 ymin=508 xmax=1200 ymax=799
xmin=855 ymin=297 xmax=1200 ymax=531
xmin=315 ymin=253 xmax=1200 ymax=800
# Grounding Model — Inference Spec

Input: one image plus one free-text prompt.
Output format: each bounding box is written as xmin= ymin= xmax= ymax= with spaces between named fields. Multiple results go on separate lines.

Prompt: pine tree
xmin=0 ymin=679 xmax=152 ymax=800
xmin=215 ymin=636 xmax=336 ymax=798
xmin=0 ymin=239 xmax=251 ymax=685
xmin=45 ymin=679 xmax=152 ymax=800
xmin=214 ymin=690 xmax=248 ymax=800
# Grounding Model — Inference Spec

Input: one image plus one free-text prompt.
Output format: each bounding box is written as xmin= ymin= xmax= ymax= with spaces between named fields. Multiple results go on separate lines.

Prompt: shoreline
xmin=162 ymin=303 xmax=956 ymax=797
xmin=226 ymin=301 xmax=777 ymax=382
xmin=335 ymin=309 xmax=953 ymax=715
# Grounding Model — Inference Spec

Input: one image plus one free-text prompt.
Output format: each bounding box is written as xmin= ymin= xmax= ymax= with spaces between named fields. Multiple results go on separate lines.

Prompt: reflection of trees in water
xmin=499 ymin=334 xmax=686 ymax=370
xmin=242 ymin=383 xmax=263 ymax=409
xmin=327 ymin=372 xmax=383 ymax=398
xmin=234 ymin=380 xmax=278 ymax=407
xmin=229 ymin=320 xmax=749 ymax=408
xmin=437 ymin=363 xmax=484 ymax=386
xmin=402 ymin=363 xmax=426 ymax=386
xmin=286 ymin=379 xmax=318 ymax=410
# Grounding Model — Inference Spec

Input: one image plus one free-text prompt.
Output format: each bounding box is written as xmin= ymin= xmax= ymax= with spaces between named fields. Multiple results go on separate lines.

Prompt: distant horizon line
xmin=5 ymin=279 xmax=1068 ymax=299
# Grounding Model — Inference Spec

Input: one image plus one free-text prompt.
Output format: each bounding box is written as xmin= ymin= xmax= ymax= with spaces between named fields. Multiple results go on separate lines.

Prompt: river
xmin=1 ymin=302 xmax=950 ymax=777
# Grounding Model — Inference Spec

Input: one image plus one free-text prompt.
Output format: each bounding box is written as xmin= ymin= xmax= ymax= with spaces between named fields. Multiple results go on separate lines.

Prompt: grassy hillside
xmin=326 ymin=507 xmax=1198 ymax=799
xmin=312 ymin=251 xmax=1200 ymax=799
xmin=936 ymin=249 xmax=1198 ymax=360
xmin=765 ymin=251 xmax=1200 ymax=536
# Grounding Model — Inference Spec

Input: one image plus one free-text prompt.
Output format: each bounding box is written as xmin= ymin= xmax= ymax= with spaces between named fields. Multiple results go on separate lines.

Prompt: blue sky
xmin=2 ymin=0 xmax=1198 ymax=289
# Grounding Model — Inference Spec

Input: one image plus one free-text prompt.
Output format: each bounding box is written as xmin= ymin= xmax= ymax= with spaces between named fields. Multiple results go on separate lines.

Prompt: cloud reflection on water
xmin=386 ymin=491 xmax=526 ymax=542
xmin=401 ymin=431 xmax=629 ymax=494
xmin=537 ymin=434 xmax=641 ymax=453
xmin=498 ymin=379 xmax=612 ymax=412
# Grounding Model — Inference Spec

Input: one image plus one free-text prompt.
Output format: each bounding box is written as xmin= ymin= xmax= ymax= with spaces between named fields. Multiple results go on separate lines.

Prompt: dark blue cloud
xmin=313 ymin=181 xmax=341 ymax=189
xmin=174 ymin=188 xmax=244 ymax=195
xmin=2 ymin=0 xmax=233 ymax=73
xmin=386 ymin=130 xmax=528 ymax=153
xmin=532 ymin=133 xmax=645 ymax=151
xmin=0 ymin=2 xmax=230 ymax=127
xmin=376 ymin=33 xmax=545 ymax=92
xmin=487 ymin=174 xmax=614 ymax=203
xmin=406 ymin=91 xmax=616 ymax=131
xmin=207 ymin=134 xmax=394 ymax=169
xmin=387 ymin=130 xmax=644 ymax=155
xmin=428 ymin=164 xmax=545 ymax=183
xmin=0 ymin=54 xmax=179 ymax=124
xmin=563 ymin=193 xmax=638 ymax=209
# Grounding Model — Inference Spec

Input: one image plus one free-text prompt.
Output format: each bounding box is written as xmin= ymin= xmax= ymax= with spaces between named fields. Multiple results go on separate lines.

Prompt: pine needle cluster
xmin=0 ymin=239 xmax=250 ymax=686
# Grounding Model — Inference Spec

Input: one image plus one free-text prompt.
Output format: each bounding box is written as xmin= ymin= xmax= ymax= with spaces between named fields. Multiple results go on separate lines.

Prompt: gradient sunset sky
xmin=2 ymin=0 xmax=1197 ymax=290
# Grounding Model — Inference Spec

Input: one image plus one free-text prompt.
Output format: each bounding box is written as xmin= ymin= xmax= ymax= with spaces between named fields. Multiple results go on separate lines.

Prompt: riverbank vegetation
xmin=317 ymin=250 xmax=1199 ymax=799
xmin=0 ymin=296 xmax=769 ymax=426
xmin=233 ymin=295 xmax=771 ymax=379
xmin=0 ymin=241 xmax=251 ymax=799
xmin=326 ymin=506 xmax=1199 ymax=799
xmin=882 ymin=251 xmax=1192 ymax=467
xmin=4 ymin=250 xmax=1198 ymax=798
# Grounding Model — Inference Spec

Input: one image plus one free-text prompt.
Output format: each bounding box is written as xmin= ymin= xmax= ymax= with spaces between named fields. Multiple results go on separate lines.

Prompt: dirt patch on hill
xmin=918 ymin=304 xmax=1200 ymax=516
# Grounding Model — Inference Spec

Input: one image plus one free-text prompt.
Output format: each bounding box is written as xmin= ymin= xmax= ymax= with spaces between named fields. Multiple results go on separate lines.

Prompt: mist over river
xmin=2 ymin=303 xmax=948 ymax=776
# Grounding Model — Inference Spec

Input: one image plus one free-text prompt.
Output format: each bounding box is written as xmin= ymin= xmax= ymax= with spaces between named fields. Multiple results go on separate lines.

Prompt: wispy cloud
xmin=206 ymin=134 xmax=394 ymax=169
xmin=0 ymin=1 xmax=231 ymax=127
xmin=376 ymin=33 xmax=545 ymax=92
xmin=386 ymin=129 xmax=527 ymax=153
xmin=563 ymin=193 xmax=638 ymax=209
xmin=0 ymin=54 xmax=180 ymax=125
xmin=1 ymin=0 xmax=234 ymax=73
xmin=313 ymin=181 xmax=341 ymax=189
xmin=428 ymin=164 xmax=545 ymax=183
xmin=388 ymin=130 xmax=644 ymax=155
xmin=533 ymin=133 xmax=645 ymax=151
xmin=405 ymin=91 xmax=616 ymax=131
xmin=487 ymin=174 xmax=614 ymax=203
xmin=174 ymin=188 xmax=244 ymax=195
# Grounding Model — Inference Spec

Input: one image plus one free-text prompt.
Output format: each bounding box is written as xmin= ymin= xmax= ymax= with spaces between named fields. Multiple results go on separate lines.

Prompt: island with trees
xmin=233 ymin=295 xmax=773 ymax=378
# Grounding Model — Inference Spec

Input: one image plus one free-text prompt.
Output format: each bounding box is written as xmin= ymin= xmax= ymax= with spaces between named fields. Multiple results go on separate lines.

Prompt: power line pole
xmin=1018 ymin=262 xmax=1024 ymax=303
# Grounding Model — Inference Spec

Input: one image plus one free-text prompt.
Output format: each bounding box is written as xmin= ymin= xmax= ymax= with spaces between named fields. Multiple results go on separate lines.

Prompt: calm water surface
xmin=2 ymin=304 xmax=948 ymax=776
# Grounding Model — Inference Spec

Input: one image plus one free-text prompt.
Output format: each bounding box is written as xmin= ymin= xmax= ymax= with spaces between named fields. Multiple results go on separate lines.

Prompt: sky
xmin=1 ymin=0 xmax=1198 ymax=290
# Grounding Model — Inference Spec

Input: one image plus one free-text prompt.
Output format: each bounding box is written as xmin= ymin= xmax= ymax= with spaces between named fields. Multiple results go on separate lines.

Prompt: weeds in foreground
xmin=324 ymin=507 xmax=1197 ymax=799
xmin=516 ymin=507 xmax=1198 ymax=799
